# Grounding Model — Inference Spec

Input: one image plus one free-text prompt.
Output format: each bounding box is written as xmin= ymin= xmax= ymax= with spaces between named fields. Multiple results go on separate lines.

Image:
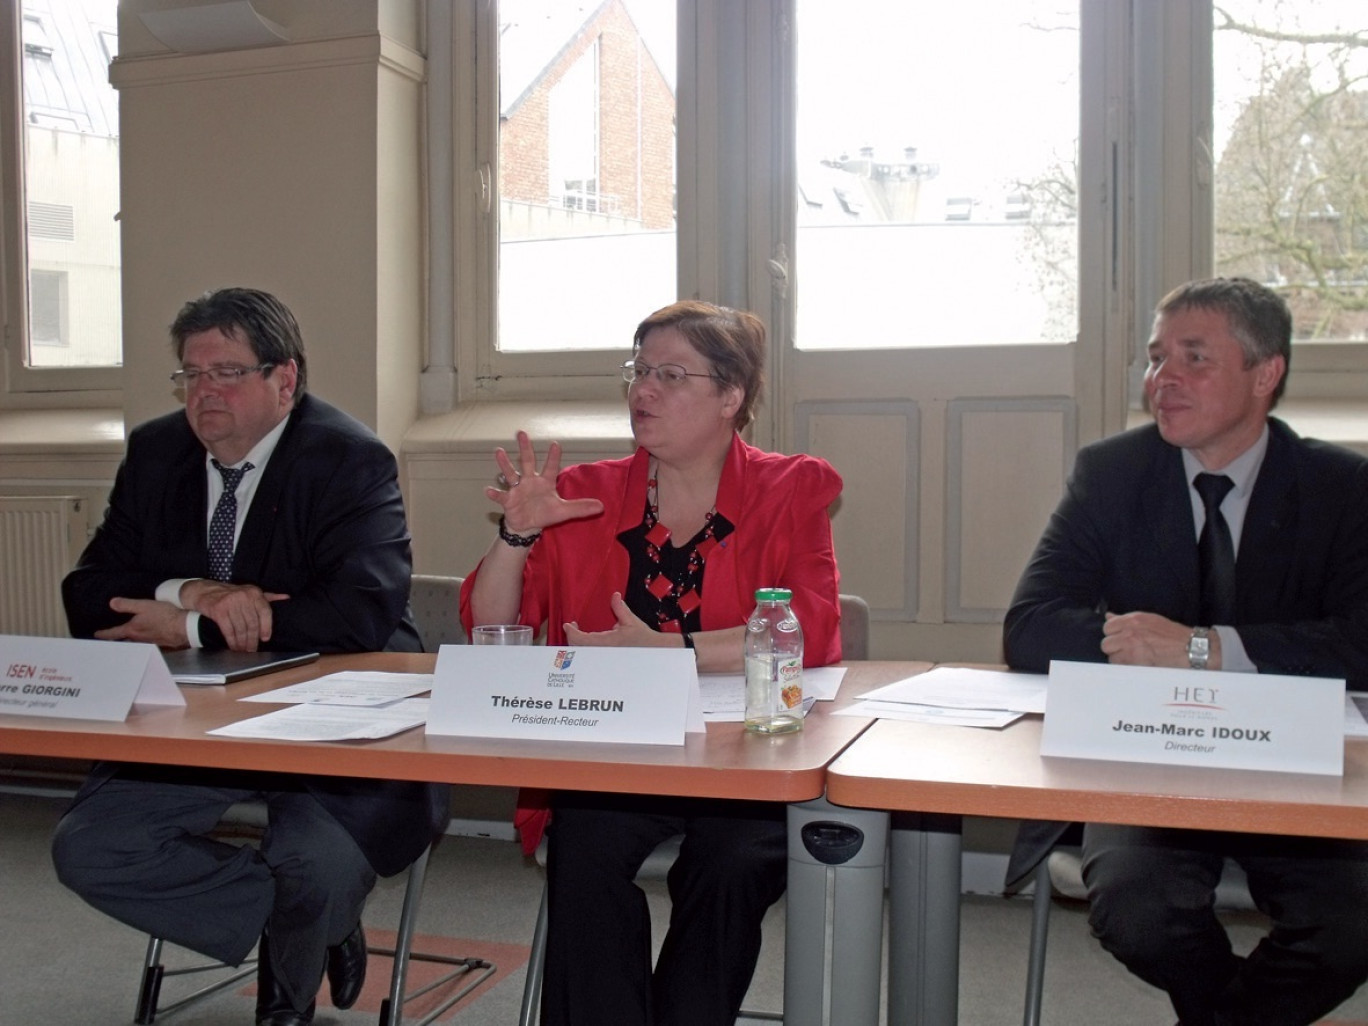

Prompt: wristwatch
xmin=1188 ymin=626 xmax=1211 ymax=670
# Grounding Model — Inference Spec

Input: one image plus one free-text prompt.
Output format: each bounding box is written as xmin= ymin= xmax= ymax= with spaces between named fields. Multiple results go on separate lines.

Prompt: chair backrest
xmin=838 ymin=593 xmax=871 ymax=660
xmin=409 ymin=574 xmax=467 ymax=651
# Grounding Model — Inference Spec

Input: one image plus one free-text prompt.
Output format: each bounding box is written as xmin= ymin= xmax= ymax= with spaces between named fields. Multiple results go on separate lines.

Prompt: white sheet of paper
xmin=857 ymin=666 xmax=1047 ymax=713
xmin=699 ymin=674 xmax=818 ymax=722
xmin=698 ymin=665 xmax=845 ymax=721
xmin=241 ymin=671 xmax=433 ymax=706
xmin=208 ymin=697 xmax=430 ymax=741
xmin=838 ymin=700 xmax=1023 ymax=727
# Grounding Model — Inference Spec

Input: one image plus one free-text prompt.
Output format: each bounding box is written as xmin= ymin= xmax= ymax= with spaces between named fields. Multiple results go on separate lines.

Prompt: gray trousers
xmin=51 ymin=765 xmax=376 ymax=1014
xmin=1083 ymin=823 xmax=1368 ymax=1026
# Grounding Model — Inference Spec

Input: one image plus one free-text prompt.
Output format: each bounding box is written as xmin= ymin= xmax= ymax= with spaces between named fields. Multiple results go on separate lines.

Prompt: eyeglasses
xmin=621 ymin=360 xmax=715 ymax=387
xmin=170 ymin=363 xmax=275 ymax=388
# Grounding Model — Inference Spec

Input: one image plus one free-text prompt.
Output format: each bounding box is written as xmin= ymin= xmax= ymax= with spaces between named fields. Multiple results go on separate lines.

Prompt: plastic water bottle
xmin=745 ymin=587 xmax=804 ymax=734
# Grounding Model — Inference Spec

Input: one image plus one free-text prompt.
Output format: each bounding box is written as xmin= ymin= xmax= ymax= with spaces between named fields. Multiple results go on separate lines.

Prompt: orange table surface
xmin=828 ymin=715 xmax=1368 ymax=840
xmin=0 ymin=654 xmax=930 ymax=802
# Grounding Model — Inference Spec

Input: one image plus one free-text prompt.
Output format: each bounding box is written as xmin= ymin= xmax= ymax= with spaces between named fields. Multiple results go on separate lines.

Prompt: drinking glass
xmin=472 ymin=624 xmax=533 ymax=645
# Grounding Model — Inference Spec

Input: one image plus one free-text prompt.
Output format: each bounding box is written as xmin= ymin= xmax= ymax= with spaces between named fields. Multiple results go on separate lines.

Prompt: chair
xmin=136 ymin=818 xmax=495 ymax=1026
xmin=409 ymin=574 xmax=467 ymax=651
xmin=837 ymin=592 xmax=870 ymax=660
xmin=516 ymin=593 xmax=872 ymax=1026
xmin=1021 ymin=845 xmax=1254 ymax=1026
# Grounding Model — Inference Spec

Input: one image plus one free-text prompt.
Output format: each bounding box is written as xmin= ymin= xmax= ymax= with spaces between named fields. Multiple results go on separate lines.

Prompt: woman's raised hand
xmin=486 ymin=430 xmax=605 ymax=534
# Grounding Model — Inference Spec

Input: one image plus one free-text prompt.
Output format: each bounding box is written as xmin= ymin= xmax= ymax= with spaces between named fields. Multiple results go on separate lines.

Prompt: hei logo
xmin=1168 ymin=685 xmax=1221 ymax=708
xmin=6 ymin=663 xmax=36 ymax=679
xmin=554 ymin=650 xmax=576 ymax=670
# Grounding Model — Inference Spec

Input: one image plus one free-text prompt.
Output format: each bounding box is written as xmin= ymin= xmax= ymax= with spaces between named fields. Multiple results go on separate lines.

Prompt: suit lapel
xmin=1238 ymin=424 xmax=1298 ymax=611
xmin=1140 ymin=439 xmax=1202 ymax=617
xmin=230 ymin=405 xmax=301 ymax=583
xmin=169 ymin=449 xmax=212 ymax=576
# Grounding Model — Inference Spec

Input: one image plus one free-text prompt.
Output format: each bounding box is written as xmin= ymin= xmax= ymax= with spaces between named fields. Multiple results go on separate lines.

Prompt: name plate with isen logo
xmin=1040 ymin=660 xmax=1344 ymax=776
xmin=0 ymin=635 xmax=185 ymax=722
xmin=426 ymin=646 xmax=705 ymax=745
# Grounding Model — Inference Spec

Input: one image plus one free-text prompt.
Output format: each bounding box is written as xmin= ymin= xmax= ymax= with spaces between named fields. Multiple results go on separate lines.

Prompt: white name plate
xmin=0 ymin=635 xmax=185 ymax=722
xmin=1041 ymin=660 xmax=1344 ymax=776
xmin=427 ymin=645 xmax=704 ymax=746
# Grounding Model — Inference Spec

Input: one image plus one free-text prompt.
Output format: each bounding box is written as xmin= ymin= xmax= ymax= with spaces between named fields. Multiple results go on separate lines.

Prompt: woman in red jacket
xmin=461 ymin=300 xmax=842 ymax=1026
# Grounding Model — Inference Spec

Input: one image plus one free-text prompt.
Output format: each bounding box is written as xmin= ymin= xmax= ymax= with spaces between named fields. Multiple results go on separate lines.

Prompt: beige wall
xmin=111 ymin=0 xmax=424 ymax=455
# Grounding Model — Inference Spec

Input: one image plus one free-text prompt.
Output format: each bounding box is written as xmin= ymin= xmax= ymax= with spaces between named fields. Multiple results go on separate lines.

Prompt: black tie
xmin=1194 ymin=472 xmax=1236 ymax=625
xmin=208 ymin=460 xmax=253 ymax=582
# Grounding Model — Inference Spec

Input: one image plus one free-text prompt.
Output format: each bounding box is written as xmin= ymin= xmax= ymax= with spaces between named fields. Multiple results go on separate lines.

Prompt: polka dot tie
xmin=208 ymin=460 xmax=253 ymax=582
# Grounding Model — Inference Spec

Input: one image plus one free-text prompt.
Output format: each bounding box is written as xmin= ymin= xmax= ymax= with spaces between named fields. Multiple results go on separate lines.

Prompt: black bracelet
xmin=498 ymin=515 xmax=541 ymax=548
xmin=682 ymin=631 xmax=695 ymax=650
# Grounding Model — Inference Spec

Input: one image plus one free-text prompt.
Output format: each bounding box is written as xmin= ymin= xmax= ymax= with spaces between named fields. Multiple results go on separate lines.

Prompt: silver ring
xmin=497 ymin=472 xmax=523 ymax=488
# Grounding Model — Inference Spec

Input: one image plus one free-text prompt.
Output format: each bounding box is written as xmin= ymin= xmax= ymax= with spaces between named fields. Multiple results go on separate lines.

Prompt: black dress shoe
xmin=326 ymin=922 xmax=367 ymax=1010
xmin=256 ymin=932 xmax=316 ymax=1026
xmin=257 ymin=1011 xmax=315 ymax=1026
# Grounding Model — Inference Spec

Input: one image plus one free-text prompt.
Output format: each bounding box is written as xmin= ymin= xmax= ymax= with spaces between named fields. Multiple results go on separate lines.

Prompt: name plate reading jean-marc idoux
xmin=426 ymin=645 xmax=705 ymax=745
xmin=1040 ymin=660 xmax=1345 ymax=776
xmin=0 ymin=634 xmax=185 ymax=722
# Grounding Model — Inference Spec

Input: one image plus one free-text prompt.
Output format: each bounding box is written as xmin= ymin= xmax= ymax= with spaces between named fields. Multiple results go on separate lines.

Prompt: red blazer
xmin=461 ymin=433 xmax=843 ymax=665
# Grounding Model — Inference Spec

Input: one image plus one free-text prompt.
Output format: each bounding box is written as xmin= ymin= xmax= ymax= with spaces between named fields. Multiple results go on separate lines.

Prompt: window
xmin=1213 ymin=0 xmax=1368 ymax=343
xmin=2 ymin=0 xmax=122 ymax=396
xmin=495 ymin=0 xmax=677 ymax=356
xmin=443 ymin=0 xmax=1364 ymax=415
xmin=793 ymin=0 xmax=1081 ymax=350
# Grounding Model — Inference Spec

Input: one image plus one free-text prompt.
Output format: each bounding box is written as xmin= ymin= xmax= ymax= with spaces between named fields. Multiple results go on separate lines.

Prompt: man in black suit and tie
xmin=1004 ymin=277 xmax=1368 ymax=1026
xmin=51 ymin=288 xmax=447 ymax=1026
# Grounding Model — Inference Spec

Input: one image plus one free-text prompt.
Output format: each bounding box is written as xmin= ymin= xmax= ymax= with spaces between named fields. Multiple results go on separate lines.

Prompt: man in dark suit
xmin=1004 ymin=277 xmax=1368 ymax=1026
xmin=51 ymin=288 xmax=447 ymax=1026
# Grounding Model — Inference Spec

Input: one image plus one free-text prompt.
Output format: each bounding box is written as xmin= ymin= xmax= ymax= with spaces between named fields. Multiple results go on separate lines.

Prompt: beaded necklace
xmin=620 ymin=462 xmax=730 ymax=631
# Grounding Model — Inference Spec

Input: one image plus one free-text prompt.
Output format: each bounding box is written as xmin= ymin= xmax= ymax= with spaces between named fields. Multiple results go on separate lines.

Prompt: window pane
xmin=795 ymin=1 xmax=1079 ymax=349
xmin=1213 ymin=0 xmax=1368 ymax=342
xmin=22 ymin=0 xmax=121 ymax=367
xmin=498 ymin=0 xmax=676 ymax=353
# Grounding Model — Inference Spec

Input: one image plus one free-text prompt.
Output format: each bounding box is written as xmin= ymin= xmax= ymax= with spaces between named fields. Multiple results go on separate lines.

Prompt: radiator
xmin=0 ymin=496 xmax=84 ymax=637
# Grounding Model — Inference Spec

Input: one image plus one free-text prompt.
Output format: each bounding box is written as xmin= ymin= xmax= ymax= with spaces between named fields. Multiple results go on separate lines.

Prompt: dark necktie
xmin=208 ymin=460 xmax=253 ymax=582
xmin=1194 ymin=472 xmax=1236 ymax=625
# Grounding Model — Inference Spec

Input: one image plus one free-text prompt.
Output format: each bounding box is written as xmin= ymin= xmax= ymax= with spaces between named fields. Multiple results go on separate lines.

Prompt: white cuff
xmin=156 ymin=578 xmax=197 ymax=609
xmin=184 ymin=611 xmax=203 ymax=649
xmin=1213 ymin=625 xmax=1255 ymax=673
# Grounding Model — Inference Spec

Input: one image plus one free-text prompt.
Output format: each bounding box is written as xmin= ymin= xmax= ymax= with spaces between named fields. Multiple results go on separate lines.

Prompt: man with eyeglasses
xmin=52 ymin=287 xmax=447 ymax=1026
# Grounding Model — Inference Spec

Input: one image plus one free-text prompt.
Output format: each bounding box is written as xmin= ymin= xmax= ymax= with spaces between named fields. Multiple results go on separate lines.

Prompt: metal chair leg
xmin=135 ymin=936 xmax=165 ymax=1024
xmin=1023 ymin=855 xmax=1053 ymax=1026
xmin=517 ymin=884 xmax=550 ymax=1026
xmin=373 ymin=843 xmax=497 ymax=1026
xmin=134 ymin=935 xmax=256 ymax=1023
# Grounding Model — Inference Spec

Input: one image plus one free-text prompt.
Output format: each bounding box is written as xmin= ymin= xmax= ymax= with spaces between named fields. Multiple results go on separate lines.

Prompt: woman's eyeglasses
xmin=621 ymin=360 xmax=715 ymax=387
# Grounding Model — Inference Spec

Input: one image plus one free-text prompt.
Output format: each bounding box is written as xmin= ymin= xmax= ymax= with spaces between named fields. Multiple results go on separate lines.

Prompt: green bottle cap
xmin=754 ymin=587 xmax=792 ymax=602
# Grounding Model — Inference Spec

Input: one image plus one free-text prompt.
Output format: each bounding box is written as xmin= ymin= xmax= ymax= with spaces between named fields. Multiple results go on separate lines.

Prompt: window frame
xmin=435 ymin=0 xmax=1368 ymax=415
xmin=0 ymin=0 xmax=120 ymax=405
xmin=445 ymin=0 xmax=678 ymax=406
xmin=1126 ymin=0 xmax=1368 ymax=406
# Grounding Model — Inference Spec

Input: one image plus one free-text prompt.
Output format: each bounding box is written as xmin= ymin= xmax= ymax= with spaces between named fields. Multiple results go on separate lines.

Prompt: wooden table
xmin=0 ymin=655 xmax=929 ymax=1026
xmin=825 ymin=715 xmax=1368 ymax=1026
xmin=0 ymin=653 xmax=920 ymax=796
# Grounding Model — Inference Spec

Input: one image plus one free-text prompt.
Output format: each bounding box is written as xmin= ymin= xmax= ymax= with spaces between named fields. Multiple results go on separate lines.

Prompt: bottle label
xmin=777 ymin=657 xmax=803 ymax=709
